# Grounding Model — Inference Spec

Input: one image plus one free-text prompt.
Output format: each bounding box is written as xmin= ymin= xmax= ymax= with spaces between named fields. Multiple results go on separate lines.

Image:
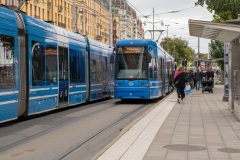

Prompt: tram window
xmin=98 ymin=57 xmax=102 ymax=81
xmin=158 ymin=59 xmax=161 ymax=79
xmin=167 ymin=62 xmax=170 ymax=80
xmin=70 ymin=49 xmax=77 ymax=83
xmin=150 ymin=57 xmax=157 ymax=80
xmin=78 ymin=51 xmax=85 ymax=83
xmin=46 ymin=42 xmax=57 ymax=85
xmin=0 ymin=34 xmax=15 ymax=89
xmin=59 ymin=47 xmax=68 ymax=81
xmin=92 ymin=59 xmax=97 ymax=82
xmin=32 ymin=41 xmax=45 ymax=86
xmin=154 ymin=58 xmax=157 ymax=79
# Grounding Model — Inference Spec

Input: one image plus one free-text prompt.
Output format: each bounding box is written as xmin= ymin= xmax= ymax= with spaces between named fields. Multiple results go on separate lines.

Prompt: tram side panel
xmin=27 ymin=33 xmax=58 ymax=114
xmin=0 ymin=7 xmax=20 ymax=122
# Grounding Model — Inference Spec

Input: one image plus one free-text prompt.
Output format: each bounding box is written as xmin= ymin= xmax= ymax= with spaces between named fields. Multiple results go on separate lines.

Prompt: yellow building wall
xmin=1 ymin=0 xmax=111 ymax=45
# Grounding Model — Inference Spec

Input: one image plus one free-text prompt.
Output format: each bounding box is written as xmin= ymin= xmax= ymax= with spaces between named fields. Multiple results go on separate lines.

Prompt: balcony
xmin=58 ymin=22 xmax=66 ymax=28
xmin=96 ymin=35 xmax=102 ymax=40
xmin=34 ymin=15 xmax=40 ymax=19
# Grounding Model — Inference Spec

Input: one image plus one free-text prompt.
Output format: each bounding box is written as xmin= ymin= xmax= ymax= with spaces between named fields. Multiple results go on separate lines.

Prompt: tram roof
xmin=0 ymin=6 xmax=18 ymax=31
xmin=116 ymin=39 xmax=148 ymax=46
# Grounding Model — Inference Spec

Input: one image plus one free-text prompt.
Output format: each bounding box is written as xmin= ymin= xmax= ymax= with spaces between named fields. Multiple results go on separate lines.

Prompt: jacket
xmin=174 ymin=72 xmax=187 ymax=88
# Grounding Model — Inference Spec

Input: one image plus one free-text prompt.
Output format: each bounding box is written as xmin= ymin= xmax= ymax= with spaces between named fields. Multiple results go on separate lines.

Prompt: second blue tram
xmin=114 ymin=39 xmax=175 ymax=99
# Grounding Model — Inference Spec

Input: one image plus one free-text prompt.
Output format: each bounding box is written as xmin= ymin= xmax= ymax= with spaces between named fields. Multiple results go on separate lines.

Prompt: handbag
xmin=184 ymin=84 xmax=192 ymax=95
xmin=175 ymin=80 xmax=179 ymax=85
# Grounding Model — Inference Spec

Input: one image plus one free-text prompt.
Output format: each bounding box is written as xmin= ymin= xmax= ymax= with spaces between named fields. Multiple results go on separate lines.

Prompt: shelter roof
xmin=188 ymin=19 xmax=240 ymax=42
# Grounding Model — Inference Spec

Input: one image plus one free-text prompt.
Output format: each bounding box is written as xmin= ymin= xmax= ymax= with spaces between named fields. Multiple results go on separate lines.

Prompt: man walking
xmin=194 ymin=69 xmax=202 ymax=90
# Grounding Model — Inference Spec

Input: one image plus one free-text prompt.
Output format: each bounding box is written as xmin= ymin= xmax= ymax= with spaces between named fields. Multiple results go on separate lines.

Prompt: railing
xmin=34 ymin=15 xmax=40 ymax=19
xmin=58 ymin=22 xmax=66 ymax=28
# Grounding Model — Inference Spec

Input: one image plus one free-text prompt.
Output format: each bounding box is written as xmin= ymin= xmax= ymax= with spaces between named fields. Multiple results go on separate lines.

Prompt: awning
xmin=188 ymin=19 xmax=240 ymax=42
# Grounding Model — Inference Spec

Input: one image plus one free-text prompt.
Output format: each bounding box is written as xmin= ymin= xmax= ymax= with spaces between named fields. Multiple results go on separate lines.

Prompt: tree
xmin=195 ymin=0 xmax=237 ymax=71
xmin=160 ymin=37 xmax=195 ymax=65
xmin=195 ymin=0 xmax=240 ymax=22
xmin=209 ymin=40 xmax=224 ymax=71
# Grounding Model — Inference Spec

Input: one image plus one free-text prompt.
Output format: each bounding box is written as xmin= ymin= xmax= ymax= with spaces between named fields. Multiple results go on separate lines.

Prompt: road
xmin=0 ymin=98 xmax=161 ymax=160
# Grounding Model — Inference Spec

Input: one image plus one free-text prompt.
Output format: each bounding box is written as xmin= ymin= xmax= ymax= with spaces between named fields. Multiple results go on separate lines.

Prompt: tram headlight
xmin=141 ymin=82 xmax=148 ymax=86
xmin=115 ymin=82 xmax=122 ymax=86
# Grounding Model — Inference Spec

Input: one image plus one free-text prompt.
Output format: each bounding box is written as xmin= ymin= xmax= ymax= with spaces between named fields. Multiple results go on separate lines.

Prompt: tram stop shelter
xmin=188 ymin=17 xmax=240 ymax=121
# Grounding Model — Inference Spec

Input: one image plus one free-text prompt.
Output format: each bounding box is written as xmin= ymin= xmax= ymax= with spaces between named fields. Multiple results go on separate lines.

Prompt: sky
xmin=127 ymin=0 xmax=214 ymax=54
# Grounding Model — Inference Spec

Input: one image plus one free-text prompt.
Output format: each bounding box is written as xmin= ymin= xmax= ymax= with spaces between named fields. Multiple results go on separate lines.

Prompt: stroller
xmin=202 ymin=80 xmax=213 ymax=93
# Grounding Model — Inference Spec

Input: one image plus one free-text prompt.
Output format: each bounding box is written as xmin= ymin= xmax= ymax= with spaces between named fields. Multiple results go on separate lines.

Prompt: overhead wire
xmin=126 ymin=0 xmax=159 ymax=30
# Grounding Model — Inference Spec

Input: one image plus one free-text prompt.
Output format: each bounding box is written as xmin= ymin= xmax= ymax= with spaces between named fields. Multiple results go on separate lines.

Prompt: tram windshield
xmin=116 ymin=46 xmax=148 ymax=79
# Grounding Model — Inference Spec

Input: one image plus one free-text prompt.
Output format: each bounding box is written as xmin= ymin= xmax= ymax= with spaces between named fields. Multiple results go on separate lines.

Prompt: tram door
xmin=58 ymin=46 xmax=69 ymax=105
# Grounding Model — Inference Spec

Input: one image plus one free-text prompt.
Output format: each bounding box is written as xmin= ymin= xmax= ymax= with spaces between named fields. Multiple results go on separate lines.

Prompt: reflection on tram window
xmin=116 ymin=47 xmax=148 ymax=79
xmin=32 ymin=41 xmax=45 ymax=86
xmin=78 ymin=51 xmax=85 ymax=83
xmin=0 ymin=34 xmax=15 ymax=89
xmin=46 ymin=42 xmax=57 ymax=85
xmin=70 ymin=50 xmax=86 ymax=84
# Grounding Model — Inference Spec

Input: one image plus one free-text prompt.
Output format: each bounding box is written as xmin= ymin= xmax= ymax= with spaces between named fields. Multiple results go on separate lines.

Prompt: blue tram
xmin=114 ymin=39 xmax=175 ymax=99
xmin=0 ymin=5 xmax=114 ymax=123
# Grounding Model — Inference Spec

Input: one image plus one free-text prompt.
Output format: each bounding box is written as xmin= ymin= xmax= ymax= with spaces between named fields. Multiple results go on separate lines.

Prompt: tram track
xmin=0 ymin=98 xmax=159 ymax=160
xmin=0 ymin=99 xmax=121 ymax=153
xmin=54 ymin=101 xmax=152 ymax=160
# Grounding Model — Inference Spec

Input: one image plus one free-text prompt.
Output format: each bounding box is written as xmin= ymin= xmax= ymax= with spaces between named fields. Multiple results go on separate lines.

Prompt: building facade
xmin=112 ymin=0 xmax=144 ymax=45
xmin=1 ymin=0 xmax=111 ymax=44
xmin=1 ymin=0 xmax=143 ymax=46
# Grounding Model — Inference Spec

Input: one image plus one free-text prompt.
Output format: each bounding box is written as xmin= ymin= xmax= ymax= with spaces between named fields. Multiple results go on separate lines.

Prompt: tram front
xmin=114 ymin=40 xmax=151 ymax=99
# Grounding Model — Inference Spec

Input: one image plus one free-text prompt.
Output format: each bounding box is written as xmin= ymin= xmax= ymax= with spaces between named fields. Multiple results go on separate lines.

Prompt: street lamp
xmin=165 ymin=24 xmax=170 ymax=52
xmin=165 ymin=24 xmax=170 ymax=37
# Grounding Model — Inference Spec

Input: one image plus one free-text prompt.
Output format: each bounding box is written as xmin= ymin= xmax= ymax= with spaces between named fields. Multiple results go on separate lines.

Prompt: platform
xmin=96 ymin=85 xmax=240 ymax=160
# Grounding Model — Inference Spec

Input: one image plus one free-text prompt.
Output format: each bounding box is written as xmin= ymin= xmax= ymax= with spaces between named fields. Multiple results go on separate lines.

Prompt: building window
xmin=42 ymin=9 xmax=44 ymax=20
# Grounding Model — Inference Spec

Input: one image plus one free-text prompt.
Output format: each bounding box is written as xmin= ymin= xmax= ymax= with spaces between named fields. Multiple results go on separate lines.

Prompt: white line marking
xmin=97 ymin=93 xmax=175 ymax=160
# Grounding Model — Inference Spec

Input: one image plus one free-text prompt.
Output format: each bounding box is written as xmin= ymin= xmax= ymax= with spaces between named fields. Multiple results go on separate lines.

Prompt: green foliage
xmin=195 ymin=0 xmax=240 ymax=21
xmin=195 ymin=0 xmax=234 ymax=71
xmin=209 ymin=40 xmax=224 ymax=71
xmin=160 ymin=37 xmax=195 ymax=65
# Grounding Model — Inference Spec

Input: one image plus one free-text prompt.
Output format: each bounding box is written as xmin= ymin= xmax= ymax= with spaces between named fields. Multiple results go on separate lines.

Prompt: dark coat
xmin=206 ymin=71 xmax=214 ymax=80
xmin=194 ymin=71 xmax=203 ymax=81
xmin=174 ymin=72 xmax=187 ymax=88
xmin=187 ymin=72 xmax=194 ymax=82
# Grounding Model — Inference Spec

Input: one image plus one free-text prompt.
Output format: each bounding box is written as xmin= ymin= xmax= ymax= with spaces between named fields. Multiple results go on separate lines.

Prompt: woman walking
xmin=174 ymin=66 xmax=187 ymax=104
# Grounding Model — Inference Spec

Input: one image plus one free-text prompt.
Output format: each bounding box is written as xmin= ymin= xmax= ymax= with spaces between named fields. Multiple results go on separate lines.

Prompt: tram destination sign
xmin=118 ymin=47 xmax=143 ymax=54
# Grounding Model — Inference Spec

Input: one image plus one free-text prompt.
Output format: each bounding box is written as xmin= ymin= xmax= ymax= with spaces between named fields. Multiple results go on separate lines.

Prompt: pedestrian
xmin=194 ymin=69 xmax=202 ymax=90
xmin=174 ymin=66 xmax=187 ymax=104
xmin=187 ymin=70 xmax=194 ymax=89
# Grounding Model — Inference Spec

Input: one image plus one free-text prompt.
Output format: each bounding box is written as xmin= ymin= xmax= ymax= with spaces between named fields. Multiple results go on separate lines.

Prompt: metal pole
xmin=165 ymin=24 xmax=170 ymax=52
xmin=153 ymin=8 xmax=154 ymax=40
xmin=198 ymin=37 xmax=200 ymax=58
xmin=109 ymin=0 xmax=113 ymax=46
xmin=15 ymin=0 xmax=26 ymax=11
